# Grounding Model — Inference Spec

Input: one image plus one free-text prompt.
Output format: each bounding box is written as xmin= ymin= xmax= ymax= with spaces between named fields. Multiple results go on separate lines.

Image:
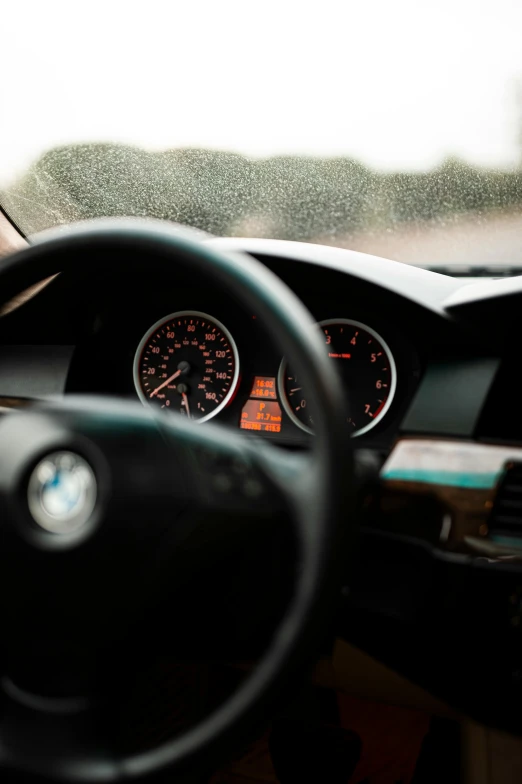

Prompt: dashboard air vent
xmin=489 ymin=462 xmax=522 ymax=547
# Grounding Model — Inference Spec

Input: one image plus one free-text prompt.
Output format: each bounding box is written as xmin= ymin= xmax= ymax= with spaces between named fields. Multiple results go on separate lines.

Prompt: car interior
xmin=0 ymin=213 xmax=521 ymax=783
xmin=2 ymin=2 xmax=522 ymax=781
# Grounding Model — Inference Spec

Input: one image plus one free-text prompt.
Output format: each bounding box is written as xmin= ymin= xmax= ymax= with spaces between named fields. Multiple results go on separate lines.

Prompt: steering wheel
xmin=0 ymin=220 xmax=351 ymax=782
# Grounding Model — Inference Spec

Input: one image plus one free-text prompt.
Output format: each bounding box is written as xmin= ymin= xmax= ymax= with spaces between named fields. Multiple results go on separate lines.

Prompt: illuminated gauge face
xmin=278 ymin=319 xmax=397 ymax=437
xmin=133 ymin=311 xmax=239 ymax=422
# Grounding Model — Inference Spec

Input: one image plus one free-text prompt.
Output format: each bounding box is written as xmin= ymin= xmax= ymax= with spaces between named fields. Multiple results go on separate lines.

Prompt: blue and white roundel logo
xmin=27 ymin=451 xmax=97 ymax=534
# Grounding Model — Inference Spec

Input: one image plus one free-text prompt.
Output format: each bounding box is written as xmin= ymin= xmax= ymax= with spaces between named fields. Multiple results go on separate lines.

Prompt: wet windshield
xmin=2 ymin=0 xmax=522 ymax=266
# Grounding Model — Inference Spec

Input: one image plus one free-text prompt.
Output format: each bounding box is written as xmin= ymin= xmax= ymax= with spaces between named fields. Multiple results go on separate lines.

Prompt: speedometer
xmin=278 ymin=319 xmax=396 ymax=436
xmin=133 ymin=311 xmax=239 ymax=422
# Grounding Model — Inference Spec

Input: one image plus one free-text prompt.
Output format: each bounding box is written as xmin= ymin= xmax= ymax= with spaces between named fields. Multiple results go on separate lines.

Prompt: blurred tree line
xmin=2 ymin=143 xmax=522 ymax=241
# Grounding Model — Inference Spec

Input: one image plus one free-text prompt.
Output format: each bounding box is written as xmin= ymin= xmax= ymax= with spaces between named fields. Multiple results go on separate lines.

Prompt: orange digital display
xmin=240 ymin=399 xmax=282 ymax=433
xmin=249 ymin=376 xmax=277 ymax=399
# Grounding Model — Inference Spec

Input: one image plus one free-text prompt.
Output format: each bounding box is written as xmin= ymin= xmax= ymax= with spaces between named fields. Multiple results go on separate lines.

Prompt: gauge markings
xmin=133 ymin=311 xmax=240 ymax=423
xmin=279 ymin=319 xmax=397 ymax=438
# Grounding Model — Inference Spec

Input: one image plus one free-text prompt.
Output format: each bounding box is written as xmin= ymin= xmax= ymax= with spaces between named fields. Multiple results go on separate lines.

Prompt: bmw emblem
xmin=27 ymin=451 xmax=97 ymax=534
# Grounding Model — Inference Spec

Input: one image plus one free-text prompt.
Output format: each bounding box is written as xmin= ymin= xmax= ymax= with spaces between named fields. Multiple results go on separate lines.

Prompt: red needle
xmin=149 ymin=369 xmax=182 ymax=398
xmin=182 ymin=392 xmax=192 ymax=420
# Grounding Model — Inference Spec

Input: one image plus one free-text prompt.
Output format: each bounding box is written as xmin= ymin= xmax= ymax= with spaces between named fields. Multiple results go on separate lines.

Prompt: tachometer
xmin=278 ymin=319 xmax=396 ymax=436
xmin=134 ymin=311 xmax=239 ymax=422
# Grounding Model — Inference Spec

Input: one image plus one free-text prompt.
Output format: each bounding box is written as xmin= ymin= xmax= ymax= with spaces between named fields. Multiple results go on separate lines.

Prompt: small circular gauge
xmin=278 ymin=319 xmax=397 ymax=437
xmin=133 ymin=311 xmax=239 ymax=422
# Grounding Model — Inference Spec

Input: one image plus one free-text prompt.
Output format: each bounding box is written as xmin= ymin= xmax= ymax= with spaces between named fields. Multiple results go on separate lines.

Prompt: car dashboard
xmin=2 ymin=232 xmax=522 ymax=736
xmin=67 ymin=263 xmax=422 ymax=451
xmin=0 ymin=237 xmax=486 ymax=453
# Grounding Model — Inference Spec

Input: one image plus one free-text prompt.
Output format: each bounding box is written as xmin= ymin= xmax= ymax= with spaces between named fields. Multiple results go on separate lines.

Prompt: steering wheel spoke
xmin=163 ymin=414 xmax=306 ymax=521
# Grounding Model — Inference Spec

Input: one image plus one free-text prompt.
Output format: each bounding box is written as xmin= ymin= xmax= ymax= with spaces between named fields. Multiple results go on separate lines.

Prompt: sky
xmin=1 ymin=0 xmax=522 ymax=185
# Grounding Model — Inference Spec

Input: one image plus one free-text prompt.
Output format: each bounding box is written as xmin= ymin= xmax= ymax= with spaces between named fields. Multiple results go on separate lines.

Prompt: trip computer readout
xmin=240 ymin=400 xmax=282 ymax=432
xmin=249 ymin=376 xmax=277 ymax=399
xmin=240 ymin=377 xmax=282 ymax=432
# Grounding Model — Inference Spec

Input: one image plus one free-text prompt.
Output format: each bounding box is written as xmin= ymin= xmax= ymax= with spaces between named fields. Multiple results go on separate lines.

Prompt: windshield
xmin=2 ymin=0 xmax=522 ymax=267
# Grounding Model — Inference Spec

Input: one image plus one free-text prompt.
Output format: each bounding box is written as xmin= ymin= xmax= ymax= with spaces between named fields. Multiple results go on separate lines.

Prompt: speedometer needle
xmin=182 ymin=392 xmax=192 ymax=420
xmin=149 ymin=369 xmax=182 ymax=398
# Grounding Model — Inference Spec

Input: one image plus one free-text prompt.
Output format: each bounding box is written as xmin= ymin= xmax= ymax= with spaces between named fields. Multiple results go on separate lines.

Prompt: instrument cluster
xmin=133 ymin=309 xmax=401 ymax=440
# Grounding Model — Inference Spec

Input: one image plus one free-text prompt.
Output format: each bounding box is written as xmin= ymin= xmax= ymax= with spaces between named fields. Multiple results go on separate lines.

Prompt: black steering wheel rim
xmin=0 ymin=218 xmax=352 ymax=782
